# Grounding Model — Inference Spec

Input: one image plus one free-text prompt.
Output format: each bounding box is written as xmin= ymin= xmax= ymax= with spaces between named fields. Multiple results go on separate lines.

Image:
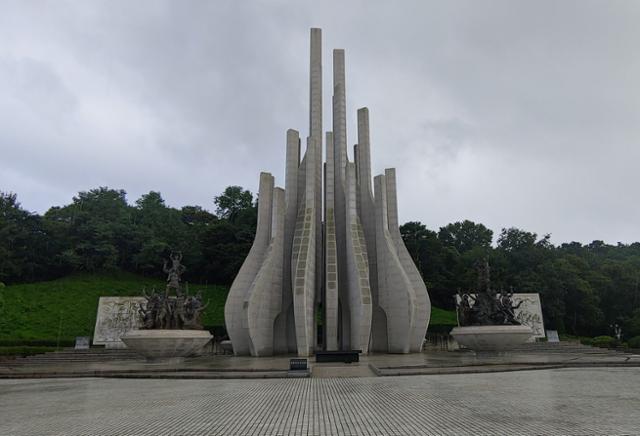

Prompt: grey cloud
xmin=1 ymin=0 xmax=639 ymax=244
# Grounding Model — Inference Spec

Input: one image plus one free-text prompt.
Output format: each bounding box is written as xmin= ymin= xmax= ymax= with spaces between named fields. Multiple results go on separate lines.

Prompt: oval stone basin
xmin=121 ymin=329 xmax=213 ymax=361
xmin=451 ymin=325 xmax=533 ymax=352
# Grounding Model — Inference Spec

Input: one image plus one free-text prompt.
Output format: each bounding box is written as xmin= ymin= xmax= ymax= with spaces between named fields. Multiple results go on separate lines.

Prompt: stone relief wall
xmin=93 ymin=297 xmax=146 ymax=348
xmin=454 ymin=293 xmax=545 ymax=340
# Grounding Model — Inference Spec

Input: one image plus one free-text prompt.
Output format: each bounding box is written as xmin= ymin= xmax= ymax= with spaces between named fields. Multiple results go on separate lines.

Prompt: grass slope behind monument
xmin=0 ymin=272 xmax=457 ymax=345
xmin=0 ymin=273 xmax=228 ymax=344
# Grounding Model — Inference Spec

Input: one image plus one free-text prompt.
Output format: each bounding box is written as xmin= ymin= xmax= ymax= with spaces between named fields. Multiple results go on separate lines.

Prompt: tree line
xmin=1 ymin=187 xmax=639 ymax=339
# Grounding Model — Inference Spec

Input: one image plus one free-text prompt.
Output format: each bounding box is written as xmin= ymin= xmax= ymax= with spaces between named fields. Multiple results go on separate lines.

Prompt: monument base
xmin=121 ymin=330 xmax=212 ymax=361
xmin=451 ymin=325 xmax=533 ymax=352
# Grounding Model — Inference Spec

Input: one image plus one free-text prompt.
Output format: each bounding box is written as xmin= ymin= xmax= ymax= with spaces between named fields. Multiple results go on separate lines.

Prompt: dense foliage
xmin=0 ymin=187 xmax=256 ymax=286
xmin=400 ymin=220 xmax=640 ymax=337
xmin=1 ymin=188 xmax=639 ymax=339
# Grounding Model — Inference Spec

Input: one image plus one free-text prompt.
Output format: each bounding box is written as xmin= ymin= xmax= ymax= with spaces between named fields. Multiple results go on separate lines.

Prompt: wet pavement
xmin=1 ymin=368 xmax=639 ymax=435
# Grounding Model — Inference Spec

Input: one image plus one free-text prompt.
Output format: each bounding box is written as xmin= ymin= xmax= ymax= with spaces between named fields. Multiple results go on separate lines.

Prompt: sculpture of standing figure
xmin=163 ymin=252 xmax=186 ymax=296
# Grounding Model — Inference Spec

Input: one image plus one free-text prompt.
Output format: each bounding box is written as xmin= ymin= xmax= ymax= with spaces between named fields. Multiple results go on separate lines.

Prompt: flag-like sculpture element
xmin=224 ymin=29 xmax=431 ymax=356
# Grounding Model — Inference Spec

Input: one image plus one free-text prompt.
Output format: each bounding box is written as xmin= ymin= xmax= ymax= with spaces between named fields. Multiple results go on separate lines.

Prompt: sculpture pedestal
xmin=121 ymin=330 xmax=212 ymax=361
xmin=451 ymin=325 xmax=533 ymax=352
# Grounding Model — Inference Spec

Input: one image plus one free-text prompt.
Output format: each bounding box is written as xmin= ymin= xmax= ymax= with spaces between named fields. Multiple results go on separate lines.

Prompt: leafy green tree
xmin=214 ymin=186 xmax=254 ymax=222
xmin=44 ymin=187 xmax=134 ymax=272
xmin=438 ymin=220 xmax=493 ymax=254
xmin=0 ymin=192 xmax=52 ymax=283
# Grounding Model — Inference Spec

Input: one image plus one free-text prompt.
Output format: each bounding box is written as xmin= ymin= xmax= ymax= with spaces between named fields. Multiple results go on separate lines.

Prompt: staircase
xmin=5 ymin=347 xmax=143 ymax=365
xmin=509 ymin=341 xmax=623 ymax=355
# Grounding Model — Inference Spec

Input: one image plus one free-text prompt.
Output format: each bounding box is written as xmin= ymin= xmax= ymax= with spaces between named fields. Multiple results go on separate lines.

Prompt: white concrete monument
xmin=224 ymin=29 xmax=431 ymax=357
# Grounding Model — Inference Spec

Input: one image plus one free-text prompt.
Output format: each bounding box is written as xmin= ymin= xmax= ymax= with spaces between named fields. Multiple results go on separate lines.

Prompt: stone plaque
xmin=546 ymin=330 xmax=560 ymax=343
xmin=75 ymin=336 xmax=90 ymax=349
xmin=454 ymin=293 xmax=546 ymax=340
xmin=93 ymin=297 xmax=145 ymax=348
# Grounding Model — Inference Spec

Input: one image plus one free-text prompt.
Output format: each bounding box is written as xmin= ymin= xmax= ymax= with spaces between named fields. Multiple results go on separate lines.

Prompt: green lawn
xmin=0 ymin=273 xmax=457 ymax=344
xmin=0 ymin=273 xmax=228 ymax=344
xmin=430 ymin=306 xmax=458 ymax=326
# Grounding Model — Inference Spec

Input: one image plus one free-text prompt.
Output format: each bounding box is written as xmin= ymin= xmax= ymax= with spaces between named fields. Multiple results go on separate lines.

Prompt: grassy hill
xmin=0 ymin=273 xmax=228 ymax=344
xmin=0 ymin=273 xmax=457 ymax=345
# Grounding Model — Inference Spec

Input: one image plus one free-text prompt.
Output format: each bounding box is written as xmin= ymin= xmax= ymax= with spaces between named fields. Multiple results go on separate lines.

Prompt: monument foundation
xmin=121 ymin=329 xmax=212 ymax=362
xmin=450 ymin=325 xmax=533 ymax=352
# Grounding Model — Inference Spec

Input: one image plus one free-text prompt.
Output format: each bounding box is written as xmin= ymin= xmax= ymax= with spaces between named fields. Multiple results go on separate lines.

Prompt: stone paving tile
xmin=1 ymin=368 xmax=639 ymax=435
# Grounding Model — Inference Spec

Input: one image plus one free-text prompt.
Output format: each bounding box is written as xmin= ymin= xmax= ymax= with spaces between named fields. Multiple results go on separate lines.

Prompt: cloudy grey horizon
xmin=1 ymin=0 xmax=639 ymax=245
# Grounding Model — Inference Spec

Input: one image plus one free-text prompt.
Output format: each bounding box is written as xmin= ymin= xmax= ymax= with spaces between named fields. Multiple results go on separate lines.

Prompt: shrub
xmin=628 ymin=336 xmax=640 ymax=349
xmin=580 ymin=337 xmax=594 ymax=346
xmin=591 ymin=335 xmax=616 ymax=348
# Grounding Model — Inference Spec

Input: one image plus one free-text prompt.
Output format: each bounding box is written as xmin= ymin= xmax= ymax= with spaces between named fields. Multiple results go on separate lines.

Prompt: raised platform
xmin=451 ymin=325 xmax=533 ymax=351
xmin=1 ymin=343 xmax=638 ymax=379
xmin=120 ymin=329 xmax=213 ymax=361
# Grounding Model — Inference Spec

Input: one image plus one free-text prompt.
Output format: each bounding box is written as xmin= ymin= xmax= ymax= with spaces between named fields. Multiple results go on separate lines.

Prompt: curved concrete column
xmin=374 ymin=174 xmax=416 ymax=354
xmin=247 ymin=187 xmax=285 ymax=356
xmin=224 ymin=172 xmax=274 ymax=355
xmin=384 ymin=169 xmax=431 ymax=352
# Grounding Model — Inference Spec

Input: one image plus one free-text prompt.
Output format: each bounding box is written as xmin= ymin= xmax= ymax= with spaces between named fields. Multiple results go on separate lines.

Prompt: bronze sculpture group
xmin=139 ymin=252 xmax=208 ymax=330
xmin=456 ymin=260 xmax=523 ymax=326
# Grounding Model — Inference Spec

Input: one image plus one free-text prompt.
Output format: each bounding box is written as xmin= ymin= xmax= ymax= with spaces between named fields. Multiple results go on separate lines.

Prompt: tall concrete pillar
xmin=332 ymin=49 xmax=351 ymax=349
xmin=310 ymin=28 xmax=323 ymax=353
xmin=324 ymin=131 xmax=339 ymax=350
xmin=291 ymin=136 xmax=318 ymax=356
xmin=355 ymin=108 xmax=385 ymax=351
xmin=274 ymin=129 xmax=300 ymax=354
xmin=346 ymin=162 xmax=372 ymax=352
xmin=333 ymin=49 xmax=347 ymax=183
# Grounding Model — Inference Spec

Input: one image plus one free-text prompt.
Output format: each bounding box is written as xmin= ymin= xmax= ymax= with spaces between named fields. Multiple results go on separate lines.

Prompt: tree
xmin=214 ymin=186 xmax=253 ymax=222
xmin=438 ymin=220 xmax=493 ymax=254
xmin=400 ymin=221 xmax=433 ymax=276
xmin=497 ymin=227 xmax=537 ymax=252
xmin=0 ymin=192 xmax=52 ymax=283
xmin=44 ymin=187 xmax=134 ymax=272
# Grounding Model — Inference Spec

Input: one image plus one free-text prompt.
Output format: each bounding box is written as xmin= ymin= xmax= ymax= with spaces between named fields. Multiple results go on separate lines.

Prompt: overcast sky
xmin=1 ymin=0 xmax=639 ymax=244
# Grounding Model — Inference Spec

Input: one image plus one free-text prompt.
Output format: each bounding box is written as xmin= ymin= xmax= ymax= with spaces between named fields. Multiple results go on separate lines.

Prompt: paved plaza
xmin=1 ymin=368 xmax=639 ymax=435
